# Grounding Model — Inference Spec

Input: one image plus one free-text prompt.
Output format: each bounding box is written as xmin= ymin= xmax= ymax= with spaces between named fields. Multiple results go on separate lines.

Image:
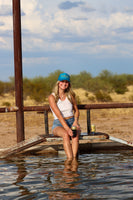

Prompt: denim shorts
xmin=52 ymin=117 xmax=74 ymax=130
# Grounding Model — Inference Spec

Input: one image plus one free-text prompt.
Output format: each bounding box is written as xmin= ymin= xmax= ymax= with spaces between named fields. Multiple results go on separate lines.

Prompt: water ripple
xmin=0 ymin=153 xmax=133 ymax=199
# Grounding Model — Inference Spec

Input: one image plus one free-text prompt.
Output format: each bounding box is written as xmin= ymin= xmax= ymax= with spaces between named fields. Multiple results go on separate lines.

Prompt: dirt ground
xmin=0 ymin=108 xmax=132 ymax=149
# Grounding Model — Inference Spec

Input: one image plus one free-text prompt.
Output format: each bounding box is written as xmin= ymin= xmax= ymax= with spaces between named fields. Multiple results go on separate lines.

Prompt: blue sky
xmin=0 ymin=0 xmax=133 ymax=81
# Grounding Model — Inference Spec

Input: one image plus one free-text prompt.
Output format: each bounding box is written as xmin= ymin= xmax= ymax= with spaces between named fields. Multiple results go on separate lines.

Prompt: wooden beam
xmin=0 ymin=135 xmax=46 ymax=158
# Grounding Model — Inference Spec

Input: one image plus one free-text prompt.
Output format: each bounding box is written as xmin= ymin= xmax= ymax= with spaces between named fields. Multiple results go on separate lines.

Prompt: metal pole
xmin=87 ymin=109 xmax=91 ymax=135
xmin=12 ymin=0 xmax=25 ymax=142
xmin=44 ymin=111 xmax=49 ymax=136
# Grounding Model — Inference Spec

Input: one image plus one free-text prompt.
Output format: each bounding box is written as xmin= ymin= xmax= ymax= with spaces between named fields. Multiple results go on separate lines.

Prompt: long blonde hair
xmin=52 ymin=81 xmax=75 ymax=103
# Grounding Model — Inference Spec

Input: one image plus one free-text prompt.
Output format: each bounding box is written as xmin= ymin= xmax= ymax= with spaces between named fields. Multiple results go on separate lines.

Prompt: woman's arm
xmin=71 ymin=96 xmax=80 ymax=128
xmin=48 ymin=94 xmax=73 ymax=136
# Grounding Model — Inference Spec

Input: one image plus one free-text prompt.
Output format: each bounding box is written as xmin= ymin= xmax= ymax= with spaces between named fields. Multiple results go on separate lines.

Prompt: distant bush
xmin=0 ymin=77 xmax=14 ymax=96
xmin=0 ymin=81 xmax=4 ymax=95
xmin=126 ymin=74 xmax=133 ymax=85
xmin=87 ymin=95 xmax=95 ymax=102
xmin=1 ymin=69 xmax=133 ymax=103
xmin=88 ymin=77 xmax=113 ymax=93
xmin=23 ymin=78 xmax=32 ymax=100
xmin=95 ymin=90 xmax=113 ymax=102
xmin=111 ymin=75 xmax=128 ymax=94
xmin=97 ymin=70 xmax=130 ymax=94
xmin=2 ymin=102 xmax=11 ymax=107
xmin=112 ymin=74 xmax=128 ymax=94
xmin=45 ymin=70 xmax=63 ymax=90
xmin=85 ymin=92 xmax=88 ymax=98
xmin=24 ymin=77 xmax=50 ymax=103
xmin=71 ymin=71 xmax=92 ymax=89
xmin=76 ymin=95 xmax=81 ymax=104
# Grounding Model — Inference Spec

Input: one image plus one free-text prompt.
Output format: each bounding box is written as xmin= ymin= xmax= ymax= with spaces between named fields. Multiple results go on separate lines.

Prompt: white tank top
xmin=51 ymin=94 xmax=74 ymax=120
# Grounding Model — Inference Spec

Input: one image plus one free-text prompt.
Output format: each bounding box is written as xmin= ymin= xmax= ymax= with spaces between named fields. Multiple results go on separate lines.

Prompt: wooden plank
xmin=0 ymin=135 xmax=46 ymax=158
xmin=46 ymin=133 xmax=108 ymax=142
xmin=109 ymin=136 xmax=133 ymax=147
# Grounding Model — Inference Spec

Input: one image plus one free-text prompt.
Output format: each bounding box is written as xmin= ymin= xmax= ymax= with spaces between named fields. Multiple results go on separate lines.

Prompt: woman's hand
xmin=72 ymin=122 xmax=81 ymax=136
xmin=65 ymin=127 xmax=73 ymax=137
xmin=72 ymin=122 xmax=80 ymax=130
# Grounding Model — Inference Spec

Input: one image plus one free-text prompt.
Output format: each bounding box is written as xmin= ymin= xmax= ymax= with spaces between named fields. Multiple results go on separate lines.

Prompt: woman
xmin=48 ymin=73 xmax=80 ymax=159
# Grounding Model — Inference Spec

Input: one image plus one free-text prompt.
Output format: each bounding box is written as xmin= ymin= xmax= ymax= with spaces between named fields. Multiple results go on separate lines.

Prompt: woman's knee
xmin=63 ymin=132 xmax=70 ymax=141
xmin=72 ymin=134 xmax=79 ymax=142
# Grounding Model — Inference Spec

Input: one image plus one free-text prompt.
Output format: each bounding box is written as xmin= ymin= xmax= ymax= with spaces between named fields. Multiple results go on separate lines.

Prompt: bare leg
xmin=72 ymin=133 xmax=79 ymax=158
xmin=53 ymin=127 xmax=73 ymax=159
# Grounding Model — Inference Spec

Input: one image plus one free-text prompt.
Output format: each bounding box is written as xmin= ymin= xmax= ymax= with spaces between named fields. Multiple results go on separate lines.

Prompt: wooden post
xmin=12 ymin=0 xmax=25 ymax=142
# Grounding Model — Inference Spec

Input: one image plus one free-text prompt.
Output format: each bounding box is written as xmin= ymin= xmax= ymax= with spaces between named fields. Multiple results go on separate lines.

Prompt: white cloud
xmin=0 ymin=0 xmax=133 ymax=80
xmin=23 ymin=56 xmax=49 ymax=65
xmin=0 ymin=36 xmax=6 ymax=47
xmin=0 ymin=0 xmax=133 ymax=57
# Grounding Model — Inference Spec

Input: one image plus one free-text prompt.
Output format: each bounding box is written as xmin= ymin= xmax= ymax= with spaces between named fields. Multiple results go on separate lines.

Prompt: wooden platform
xmin=0 ymin=132 xmax=133 ymax=158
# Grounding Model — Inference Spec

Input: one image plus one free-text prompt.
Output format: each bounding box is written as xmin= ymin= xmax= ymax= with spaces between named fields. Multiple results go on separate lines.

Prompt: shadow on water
xmin=1 ymin=152 xmax=133 ymax=199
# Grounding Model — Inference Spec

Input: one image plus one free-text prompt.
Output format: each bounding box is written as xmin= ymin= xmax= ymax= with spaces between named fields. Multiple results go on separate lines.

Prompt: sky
xmin=0 ymin=0 xmax=133 ymax=81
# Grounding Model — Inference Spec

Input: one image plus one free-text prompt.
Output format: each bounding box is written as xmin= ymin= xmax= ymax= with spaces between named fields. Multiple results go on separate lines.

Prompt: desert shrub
xmin=23 ymin=77 xmax=50 ymax=102
xmin=3 ymin=82 xmax=14 ymax=94
xmin=0 ymin=77 xmax=14 ymax=95
xmin=98 ymin=70 xmax=113 ymax=81
xmin=71 ymin=71 xmax=92 ymax=89
xmin=88 ymin=77 xmax=113 ymax=93
xmin=0 ymin=81 xmax=5 ymax=95
xmin=88 ymin=95 xmax=95 ymax=102
xmin=45 ymin=70 xmax=64 ymax=92
xmin=0 ymin=70 xmax=132 ymax=103
xmin=111 ymin=74 xmax=128 ymax=94
xmin=23 ymin=71 xmax=66 ymax=102
xmin=126 ymin=74 xmax=133 ymax=85
xmin=2 ymin=101 xmax=11 ymax=107
xmin=7 ymin=77 xmax=15 ymax=93
xmin=85 ymin=92 xmax=89 ymax=97
xmin=76 ymin=95 xmax=81 ymax=104
xmin=30 ymin=77 xmax=50 ymax=102
xmin=96 ymin=70 xmax=114 ymax=92
xmin=95 ymin=90 xmax=113 ymax=102
xmin=23 ymin=78 xmax=32 ymax=99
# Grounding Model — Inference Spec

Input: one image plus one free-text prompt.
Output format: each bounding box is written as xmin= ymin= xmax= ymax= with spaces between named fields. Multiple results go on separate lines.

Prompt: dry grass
xmin=0 ymin=85 xmax=133 ymax=107
xmin=0 ymin=86 xmax=133 ymax=149
xmin=110 ymin=85 xmax=133 ymax=103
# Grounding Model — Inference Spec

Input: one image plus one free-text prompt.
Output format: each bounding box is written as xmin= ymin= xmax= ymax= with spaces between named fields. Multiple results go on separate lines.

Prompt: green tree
xmin=111 ymin=74 xmax=128 ymax=94
xmin=71 ymin=71 xmax=92 ymax=89
xmin=0 ymin=81 xmax=4 ymax=95
xmin=95 ymin=90 xmax=112 ymax=102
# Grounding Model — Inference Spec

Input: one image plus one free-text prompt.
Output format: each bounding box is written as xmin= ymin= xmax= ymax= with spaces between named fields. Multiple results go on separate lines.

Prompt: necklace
xmin=60 ymin=93 xmax=65 ymax=99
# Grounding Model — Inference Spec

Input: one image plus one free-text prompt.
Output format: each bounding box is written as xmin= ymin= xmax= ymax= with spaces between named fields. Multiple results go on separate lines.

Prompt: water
xmin=0 ymin=152 xmax=133 ymax=199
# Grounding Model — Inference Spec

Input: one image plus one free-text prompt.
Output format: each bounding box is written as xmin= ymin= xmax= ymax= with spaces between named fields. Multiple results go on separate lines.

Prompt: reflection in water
xmin=64 ymin=158 xmax=79 ymax=172
xmin=1 ymin=153 xmax=133 ymax=199
xmin=14 ymin=158 xmax=33 ymax=198
xmin=48 ymin=158 xmax=80 ymax=199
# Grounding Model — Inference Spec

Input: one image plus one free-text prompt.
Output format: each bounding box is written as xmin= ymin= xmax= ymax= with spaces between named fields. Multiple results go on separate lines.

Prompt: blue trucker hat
xmin=58 ymin=73 xmax=70 ymax=82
